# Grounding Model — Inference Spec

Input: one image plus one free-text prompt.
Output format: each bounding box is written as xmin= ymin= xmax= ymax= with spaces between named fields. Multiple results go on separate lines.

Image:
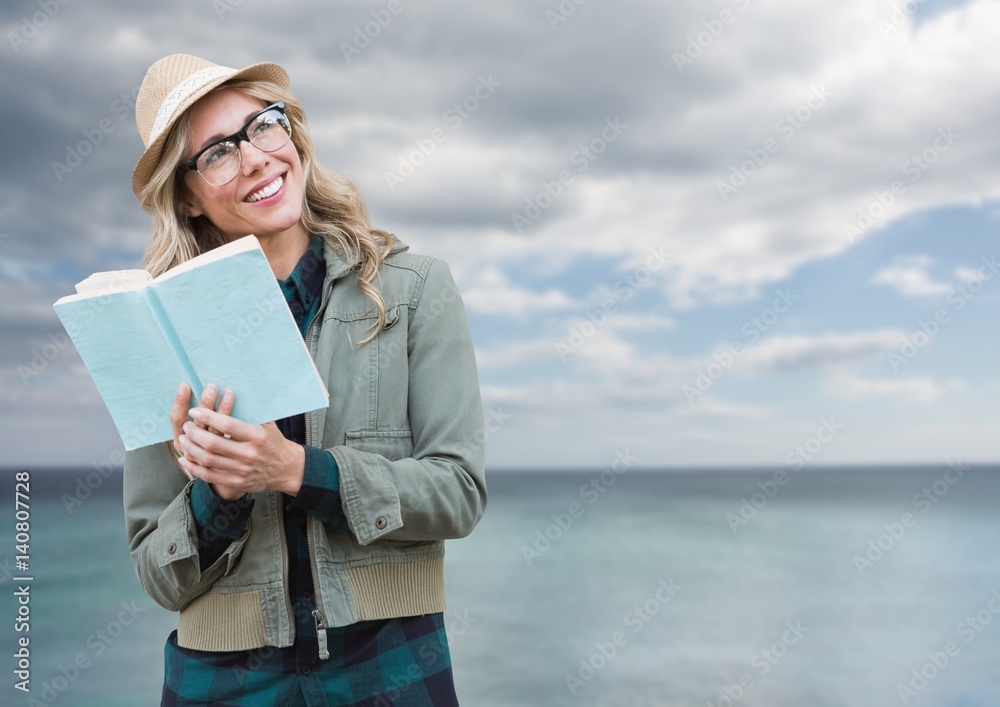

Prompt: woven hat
xmin=131 ymin=53 xmax=290 ymax=199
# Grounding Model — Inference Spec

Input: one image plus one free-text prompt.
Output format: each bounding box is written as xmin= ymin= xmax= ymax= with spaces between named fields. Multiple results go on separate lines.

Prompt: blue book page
xmin=53 ymin=290 xmax=184 ymax=450
xmin=152 ymin=246 xmax=329 ymax=426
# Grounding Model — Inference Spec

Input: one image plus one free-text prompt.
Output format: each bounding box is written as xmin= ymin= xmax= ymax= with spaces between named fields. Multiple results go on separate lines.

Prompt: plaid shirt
xmin=167 ymin=237 xmax=458 ymax=706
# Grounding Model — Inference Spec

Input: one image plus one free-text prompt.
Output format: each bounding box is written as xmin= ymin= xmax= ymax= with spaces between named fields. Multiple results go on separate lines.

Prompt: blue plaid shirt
xmin=172 ymin=237 xmax=457 ymax=706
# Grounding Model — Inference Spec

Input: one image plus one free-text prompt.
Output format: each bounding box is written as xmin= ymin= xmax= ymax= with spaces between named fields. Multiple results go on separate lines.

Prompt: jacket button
xmin=167 ymin=543 xmax=177 ymax=555
xmin=375 ymin=516 xmax=387 ymax=530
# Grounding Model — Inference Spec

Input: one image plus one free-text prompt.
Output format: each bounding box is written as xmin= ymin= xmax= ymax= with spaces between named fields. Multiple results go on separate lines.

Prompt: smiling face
xmin=180 ymin=89 xmax=308 ymax=245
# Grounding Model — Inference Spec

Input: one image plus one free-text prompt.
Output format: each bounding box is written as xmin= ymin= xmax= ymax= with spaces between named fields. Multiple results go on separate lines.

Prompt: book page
xmin=152 ymin=242 xmax=329 ymax=427
xmin=155 ymin=234 xmax=261 ymax=281
xmin=53 ymin=234 xmax=327 ymax=450
xmin=54 ymin=270 xmax=152 ymax=305
xmin=53 ymin=289 xmax=187 ymax=450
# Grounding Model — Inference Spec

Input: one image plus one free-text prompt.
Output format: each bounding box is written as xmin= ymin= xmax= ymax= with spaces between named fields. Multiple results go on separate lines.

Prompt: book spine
xmin=142 ymin=287 xmax=204 ymax=403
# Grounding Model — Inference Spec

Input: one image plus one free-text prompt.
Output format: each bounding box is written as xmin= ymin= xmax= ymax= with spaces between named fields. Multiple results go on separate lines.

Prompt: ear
xmin=180 ymin=192 xmax=205 ymax=219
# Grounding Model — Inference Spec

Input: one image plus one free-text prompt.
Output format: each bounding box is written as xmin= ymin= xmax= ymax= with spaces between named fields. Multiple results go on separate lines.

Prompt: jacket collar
xmin=320 ymin=235 xmax=409 ymax=281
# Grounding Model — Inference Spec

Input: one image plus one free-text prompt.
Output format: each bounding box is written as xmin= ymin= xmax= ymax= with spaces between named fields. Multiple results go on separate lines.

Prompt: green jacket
xmin=123 ymin=238 xmax=486 ymax=657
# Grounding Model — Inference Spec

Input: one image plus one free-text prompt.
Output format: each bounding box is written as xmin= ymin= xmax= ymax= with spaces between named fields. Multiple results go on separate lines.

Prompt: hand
xmin=175 ymin=398 xmax=305 ymax=500
xmin=170 ymin=382 xmax=243 ymax=500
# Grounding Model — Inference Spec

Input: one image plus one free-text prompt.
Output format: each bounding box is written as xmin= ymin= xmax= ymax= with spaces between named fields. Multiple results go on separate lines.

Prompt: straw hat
xmin=131 ymin=53 xmax=290 ymax=199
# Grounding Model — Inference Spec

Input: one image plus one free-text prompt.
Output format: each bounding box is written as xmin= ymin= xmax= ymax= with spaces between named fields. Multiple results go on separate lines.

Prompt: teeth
xmin=245 ymin=175 xmax=283 ymax=202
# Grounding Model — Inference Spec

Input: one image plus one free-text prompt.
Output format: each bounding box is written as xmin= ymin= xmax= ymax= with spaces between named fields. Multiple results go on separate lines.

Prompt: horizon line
xmin=2 ymin=460 xmax=998 ymax=474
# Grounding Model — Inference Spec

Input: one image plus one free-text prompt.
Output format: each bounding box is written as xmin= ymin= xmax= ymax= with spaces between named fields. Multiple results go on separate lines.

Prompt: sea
xmin=1 ymin=465 xmax=998 ymax=707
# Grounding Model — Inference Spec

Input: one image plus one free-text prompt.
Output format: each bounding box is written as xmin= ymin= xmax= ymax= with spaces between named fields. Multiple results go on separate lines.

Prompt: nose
xmin=238 ymin=138 xmax=270 ymax=176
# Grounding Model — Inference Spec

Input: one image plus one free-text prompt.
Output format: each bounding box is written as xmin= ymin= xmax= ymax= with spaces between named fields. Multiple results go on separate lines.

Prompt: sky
xmin=1 ymin=0 xmax=998 ymax=470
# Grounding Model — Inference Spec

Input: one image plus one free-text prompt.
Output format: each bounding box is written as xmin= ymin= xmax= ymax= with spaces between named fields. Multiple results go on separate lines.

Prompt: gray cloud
xmin=0 ymin=0 xmax=992 ymax=465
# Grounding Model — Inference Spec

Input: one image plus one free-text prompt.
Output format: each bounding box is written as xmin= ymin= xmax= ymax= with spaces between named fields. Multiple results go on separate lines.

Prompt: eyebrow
xmin=195 ymin=106 xmax=268 ymax=152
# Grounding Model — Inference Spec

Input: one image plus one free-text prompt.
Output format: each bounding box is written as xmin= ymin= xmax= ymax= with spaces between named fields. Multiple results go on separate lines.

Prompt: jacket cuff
xmin=329 ymin=446 xmax=404 ymax=545
xmin=189 ymin=479 xmax=254 ymax=571
xmin=287 ymin=445 xmax=351 ymax=533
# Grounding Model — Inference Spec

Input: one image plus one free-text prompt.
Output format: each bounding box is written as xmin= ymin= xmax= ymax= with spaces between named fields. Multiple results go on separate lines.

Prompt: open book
xmin=53 ymin=235 xmax=329 ymax=450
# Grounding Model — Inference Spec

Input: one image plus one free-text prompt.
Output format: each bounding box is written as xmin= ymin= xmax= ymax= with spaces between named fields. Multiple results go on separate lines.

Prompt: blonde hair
xmin=137 ymin=79 xmax=395 ymax=343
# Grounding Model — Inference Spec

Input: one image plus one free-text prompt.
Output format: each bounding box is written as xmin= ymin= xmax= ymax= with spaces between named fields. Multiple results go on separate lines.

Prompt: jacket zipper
xmin=303 ymin=271 xmax=336 ymax=661
xmin=277 ymin=498 xmax=295 ymax=645
xmin=306 ymin=517 xmax=329 ymax=660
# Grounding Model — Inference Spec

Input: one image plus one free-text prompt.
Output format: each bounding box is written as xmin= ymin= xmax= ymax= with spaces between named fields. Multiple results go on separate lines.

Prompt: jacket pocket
xmin=344 ymin=428 xmax=413 ymax=462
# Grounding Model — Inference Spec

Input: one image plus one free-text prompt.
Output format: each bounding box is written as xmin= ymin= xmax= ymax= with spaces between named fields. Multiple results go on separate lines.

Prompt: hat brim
xmin=131 ymin=61 xmax=290 ymax=199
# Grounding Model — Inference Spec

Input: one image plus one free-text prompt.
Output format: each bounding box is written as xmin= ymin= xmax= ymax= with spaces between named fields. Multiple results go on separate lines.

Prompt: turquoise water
xmin=2 ymin=466 xmax=999 ymax=706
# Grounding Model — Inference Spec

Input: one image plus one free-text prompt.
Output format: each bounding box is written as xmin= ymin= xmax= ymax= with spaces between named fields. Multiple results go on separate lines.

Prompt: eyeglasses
xmin=182 ymin=102 xmax=292 ymax=187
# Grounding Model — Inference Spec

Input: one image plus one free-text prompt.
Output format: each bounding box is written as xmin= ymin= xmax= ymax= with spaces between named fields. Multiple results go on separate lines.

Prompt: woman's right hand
xmin=170 ymin=382 xmax=243 ymax=501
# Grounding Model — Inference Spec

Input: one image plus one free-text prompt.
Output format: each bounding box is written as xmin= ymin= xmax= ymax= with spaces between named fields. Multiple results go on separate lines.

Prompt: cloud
xmin=674 ymin=398 xmax=772 ymax=419
xmin=460 ymin=266 xmax=576 ymax=315
xmin=607 ymin=313 xmax=676 ymax=331
xmin=475 ymin=339 xmax=559 ymax=369
xmin=2 ymin=0 xmax=997 ymax=466
xmin=823 ymin=374 xmax=967 ymax=405
xmin=477 ymin=326 xmax=905 ymax=425
xmin=732 ymin=330 xmax=906 ymax=376
xmin=871 ymin=254 xmax=951 ymax=296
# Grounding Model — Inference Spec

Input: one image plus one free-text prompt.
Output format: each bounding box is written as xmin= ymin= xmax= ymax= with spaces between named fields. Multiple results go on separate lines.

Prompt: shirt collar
xmin=277 ymin=237 xmax=326 ymax=334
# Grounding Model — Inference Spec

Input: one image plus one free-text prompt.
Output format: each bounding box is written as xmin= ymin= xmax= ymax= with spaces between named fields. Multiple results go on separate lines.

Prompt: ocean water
xmin=1 ymin=465 xmax=999 ymax=706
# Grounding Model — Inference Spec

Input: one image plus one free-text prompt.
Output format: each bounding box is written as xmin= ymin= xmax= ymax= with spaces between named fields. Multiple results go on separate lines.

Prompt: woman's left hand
xmin=176 ymin=402 xmax=305 ymax=498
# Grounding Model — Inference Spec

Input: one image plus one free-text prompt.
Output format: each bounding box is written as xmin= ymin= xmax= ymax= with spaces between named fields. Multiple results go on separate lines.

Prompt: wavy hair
xmin=136 ymin=79 xmax=395 ymax=343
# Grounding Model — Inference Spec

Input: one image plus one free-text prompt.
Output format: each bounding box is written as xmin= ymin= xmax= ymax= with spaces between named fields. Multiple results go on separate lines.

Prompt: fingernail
xmin=177 ymin=382 xmax=188 ymax=396
xmin=182 ymin=422 xmax=191 ymax=434
xmin=178 ymin=434 xmax=187 ymax=447
xmin=222 ymin=390 xmax=234 ymax=404
xmin=189 ymin=408 xmax=204 ymax=421
xmin=205 ymin=383 xmax=217 ymax=396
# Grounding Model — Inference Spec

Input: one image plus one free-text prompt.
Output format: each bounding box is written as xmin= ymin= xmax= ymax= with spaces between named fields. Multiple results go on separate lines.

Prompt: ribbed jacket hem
xmin=177 ymin=590 xmax=267 ymax=651
xmin=174 ymin=558 xmax=446 ymax=653
xmin=343 ymin=557 xmax=446 ymax=619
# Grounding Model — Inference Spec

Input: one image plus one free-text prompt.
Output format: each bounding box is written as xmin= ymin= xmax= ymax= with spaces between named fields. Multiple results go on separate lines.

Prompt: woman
xmin=123 ymin=54 xmax=487 ymax=706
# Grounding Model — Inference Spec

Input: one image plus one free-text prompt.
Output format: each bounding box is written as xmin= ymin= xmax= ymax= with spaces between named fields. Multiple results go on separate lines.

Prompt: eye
xmin=251 ymin=115 xmax=278 ymax=137
xmin=202 ymin=141 xmax=235 ymax=167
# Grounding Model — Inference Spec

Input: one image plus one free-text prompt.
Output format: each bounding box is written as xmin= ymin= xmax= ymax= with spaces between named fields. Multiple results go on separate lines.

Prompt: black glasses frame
xmin=181 ymin=101 xmax=289 ymax=181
